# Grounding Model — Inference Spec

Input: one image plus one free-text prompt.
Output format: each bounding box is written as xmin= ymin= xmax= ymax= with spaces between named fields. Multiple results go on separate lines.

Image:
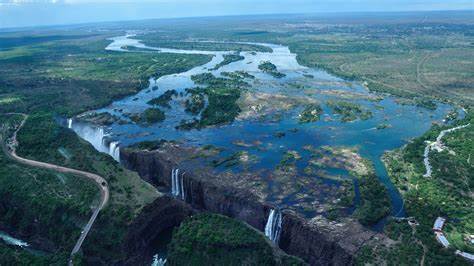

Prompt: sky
xmin=0 ymin=0 xmax=473 ymax=28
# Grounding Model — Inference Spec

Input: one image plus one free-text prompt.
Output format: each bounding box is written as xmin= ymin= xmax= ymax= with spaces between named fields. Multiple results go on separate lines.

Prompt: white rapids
xmin=265 ymin=209 xmax=282 ymax=244
xmin=0 ymin=231 xmax=29 ymax=248
xmin=151 ymin=254 xmax=167 ymax=266
xmin=171 ymin=168 xmax=185 ymax=200
xmin=66 ymin=118 xmax=121 ymax=162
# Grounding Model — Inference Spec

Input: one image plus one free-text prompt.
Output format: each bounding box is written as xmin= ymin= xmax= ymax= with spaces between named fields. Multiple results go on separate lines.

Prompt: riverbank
xmin=378 ymin=111 xmax=473 ymax=265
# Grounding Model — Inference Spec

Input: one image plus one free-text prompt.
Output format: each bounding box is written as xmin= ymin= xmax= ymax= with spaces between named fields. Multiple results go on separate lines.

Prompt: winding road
xmin=423 ymin=123 xmax=470 ymax=177
xmin=1 ymin=113 xmax=110 ymax=265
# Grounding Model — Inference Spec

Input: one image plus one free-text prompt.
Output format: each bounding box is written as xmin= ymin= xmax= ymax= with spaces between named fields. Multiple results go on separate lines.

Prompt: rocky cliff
xmin=121 ymin=195 xmax=195 ymax=266
xmin=121 ymin=144 xmax=381 ymax=265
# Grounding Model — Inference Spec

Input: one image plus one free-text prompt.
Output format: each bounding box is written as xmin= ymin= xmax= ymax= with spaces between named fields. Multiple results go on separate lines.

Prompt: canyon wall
xmin=121 ymin=195 xmax=195 ymax=265
xmin=121 ymin=147 xmax=372 ymax=265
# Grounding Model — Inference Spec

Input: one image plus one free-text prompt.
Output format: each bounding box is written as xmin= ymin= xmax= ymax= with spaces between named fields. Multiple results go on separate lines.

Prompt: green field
xmin=283 ymin=30 xmax=474 ymax=107
xmin=0 ymin=33 xmax=211 ymax=116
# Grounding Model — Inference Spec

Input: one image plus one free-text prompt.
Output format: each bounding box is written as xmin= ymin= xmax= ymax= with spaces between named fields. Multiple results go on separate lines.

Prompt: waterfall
xmin=151 ymin=254 xmax=167 ymax=266
xmin=171 ymin=168 xmax=178 ymax=196
xmin=171 ymin=168 xmax=185 ymax=200
xmin=75 ymin=125 xmax=107 ymax=152
xmin=66 ymin=120 xmax=122 ymax=162
xmin=180 ymin=171 xmax=185 ymax=201
xmin=0 ymin=231 xmax=29 ymax=248
xmin=109 ymin=141 xmax=121 ymax=162
xmin=265 ymin=209 xmax=282 ymax=244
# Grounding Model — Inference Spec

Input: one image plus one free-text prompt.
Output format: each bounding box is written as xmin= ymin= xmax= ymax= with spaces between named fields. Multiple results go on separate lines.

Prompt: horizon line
xmin=1 ymin=9 xmax=473 ymax=31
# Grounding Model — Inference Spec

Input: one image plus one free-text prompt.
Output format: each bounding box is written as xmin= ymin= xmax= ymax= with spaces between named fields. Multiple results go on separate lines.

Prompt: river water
xmin=0 ymin=231 xmax=29 ymax=248
xmin=70 ymin=34 xmax=453 ymax=222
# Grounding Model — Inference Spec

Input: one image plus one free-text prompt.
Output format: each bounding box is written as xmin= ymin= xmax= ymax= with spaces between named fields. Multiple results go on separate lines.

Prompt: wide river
xmin=70 ymin=34 xmax=454 ymax=223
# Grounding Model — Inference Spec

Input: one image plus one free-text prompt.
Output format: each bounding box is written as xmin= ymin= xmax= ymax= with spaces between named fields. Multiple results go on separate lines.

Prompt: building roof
xmin=433 ymin=217 xmax=446 ymax=231
xmin=455 ymin=250 xmax=474 ymax=262
xmin=435 ymin=232 xmax=450 ymax=248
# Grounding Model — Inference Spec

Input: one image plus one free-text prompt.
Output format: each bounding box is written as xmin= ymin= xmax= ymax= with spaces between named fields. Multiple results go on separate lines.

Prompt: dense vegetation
xmin=298 ymin=103 xmax=323 ymax=123
xmin=326 ymin=100 xmax=373 ymax=122
xmin=354 ymin=173 xmax=391 ymax=225
xmin=12 ymin=112 xmax=159 ymax=262
xmin=0 ymin=30 xmax=206 ymax=264
xmin=221 ymin=71 xmax=255 ymax=80
xmin=167 ymin=213 xmax=304 ymax=266
xmin=258 ymin=61 xmax=286 ymax=78
xmin=178 ymin=73 xmax=247 ymax=129
xmin=184 ymin=88 xmax=206 ymax=115
xmin=140 ymin=108 xmax=166 ymax=124
xmin=0 ymin=114 xmax=97 ymax=262
xmin=147 ymin=89 xmax=177 ymax=108
xmin=0 ymin=243 xmax=67 ymax=266
xmin=210 ymin=53 xmax=244 ymax=70
xmin=360 ymin=112 xmax=474 ymax=264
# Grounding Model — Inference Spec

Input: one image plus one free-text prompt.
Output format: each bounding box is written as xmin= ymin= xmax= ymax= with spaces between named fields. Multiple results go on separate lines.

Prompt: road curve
xmin=423 ymin=123 xmax=470 ymax=177
xmin=2 ymin=113 xmax=110 ymax=265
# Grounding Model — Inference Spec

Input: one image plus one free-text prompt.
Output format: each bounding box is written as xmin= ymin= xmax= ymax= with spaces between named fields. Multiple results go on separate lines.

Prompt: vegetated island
xmin=210 ymin=53 xmax=245 ymax=71
xmin=258 ymin=61 xmax=286 ymax=78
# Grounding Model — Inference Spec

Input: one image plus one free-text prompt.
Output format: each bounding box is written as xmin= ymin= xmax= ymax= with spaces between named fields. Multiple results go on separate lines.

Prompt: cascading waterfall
xmin=0 ymin=231 xmax=29 ymax=248
xmin=109 ymin=141 xmax=121 ymax=162
xmin=151 ymin=254 xmax=167 ymax=266
xmin=265 ymin=209 xmax=282 ymax=244
xmin=171 ymin=168 xmax=185 ymax=200
xmin=67 ymin=118 xmax=121 ymax=162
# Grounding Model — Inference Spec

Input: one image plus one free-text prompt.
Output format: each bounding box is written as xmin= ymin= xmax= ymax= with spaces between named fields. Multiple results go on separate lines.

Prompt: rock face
xmin=121 ymin=145 xmax=378 ymax=265
xmin=280 ymin=214 xmax=377 ymax=265
xmin=121 ymin=146 xmax=271 ymax=231
xmin=121 ymin=196 xmax=195 ymax=266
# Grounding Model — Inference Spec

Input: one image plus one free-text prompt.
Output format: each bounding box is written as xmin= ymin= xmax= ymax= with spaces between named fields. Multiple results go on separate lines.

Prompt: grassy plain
xmin=0 ymin=33 xmax=211 ymax=116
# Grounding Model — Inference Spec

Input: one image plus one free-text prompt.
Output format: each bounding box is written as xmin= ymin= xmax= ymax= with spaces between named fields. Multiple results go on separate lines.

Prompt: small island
xmin=258 ymin=61 xmax=286 ymax=78
xmin=147 ymin=89 xmax=178 ymax=108
xmin=210 ymin=53 xmax=245 ymax=70
xmin=299 ymin=103 xmax=323 ymax=123
xmin=327 ymin=100 xmax=373 ymax=122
